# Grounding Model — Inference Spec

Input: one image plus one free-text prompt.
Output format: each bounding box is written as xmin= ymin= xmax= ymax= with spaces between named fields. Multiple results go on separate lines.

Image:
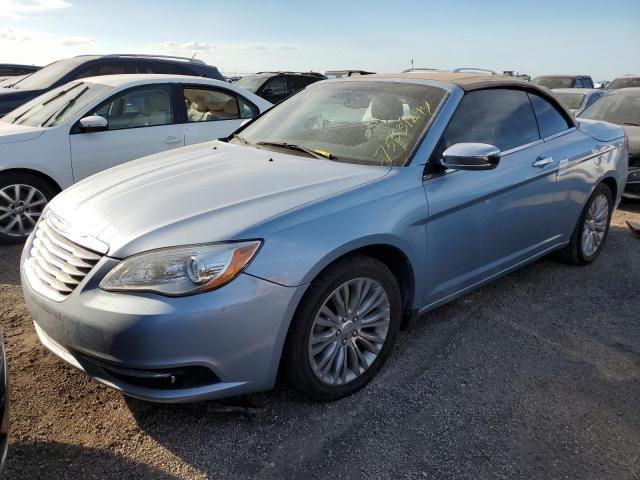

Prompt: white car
xmin=0 ymin=74 xmax=271 ymax=244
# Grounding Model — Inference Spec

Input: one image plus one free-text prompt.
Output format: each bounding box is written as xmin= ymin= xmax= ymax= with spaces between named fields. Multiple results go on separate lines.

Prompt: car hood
xmin=48 ymin=141 xmax=391 ymax=257
xmin=0 ymin=122 xmax=45 ymax=145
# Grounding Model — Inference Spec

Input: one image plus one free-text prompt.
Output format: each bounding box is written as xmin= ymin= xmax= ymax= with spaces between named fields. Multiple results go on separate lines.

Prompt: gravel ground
xmin=1 ymin=201 xmax=639 ymax=480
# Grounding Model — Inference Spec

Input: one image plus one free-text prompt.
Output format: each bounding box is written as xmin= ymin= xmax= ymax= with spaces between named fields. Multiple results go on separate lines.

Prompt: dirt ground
xmin=1 ymin=201 xmax=639 ymax=480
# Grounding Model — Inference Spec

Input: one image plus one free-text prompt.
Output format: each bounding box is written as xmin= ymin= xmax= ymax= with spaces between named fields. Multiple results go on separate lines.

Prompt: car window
xmin=288 ymin=76 xmax=309 ymax=93
xmin=184 ymin=87 xmax=240 ymax=122
xmin=89 ymin=85 xmax=173 ymax=130
xmin=554 ymin=92 xmax=585 ymax=110
xmin=74 ymin=62 xmax=127 ymax=80
xmin=263 ymin=77 xmax=287 ymax=96
xmin=582 ymin=78 xmax=594 ymax=88
xmin=145 ymin=62 xmax=193 ymax=76
xmin=532 ymin=77 xmax=574 ymax=89
xmin=238 ymin=96 xmax=259 ymax=119
xmin=585 ymin=92 xmax=603 ymax=108
xmin=574 ymin=79 xmax=584 ymax=88
xmin=528 ymin=93 xmax=572 ymax=138
xmin=435 ymin=89 xmax=539 ymax=157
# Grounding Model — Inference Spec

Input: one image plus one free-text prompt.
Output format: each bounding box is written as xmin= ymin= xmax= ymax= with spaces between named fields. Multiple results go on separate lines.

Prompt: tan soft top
xmin=366 ymin=72 xmax=533 ymax=91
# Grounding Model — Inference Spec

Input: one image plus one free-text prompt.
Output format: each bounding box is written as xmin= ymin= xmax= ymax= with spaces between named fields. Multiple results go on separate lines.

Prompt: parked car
xmin=594 ymin=81 xmax=610 ymax=90
xmin=0 ymin=64 xmax=40 ymax=78
xmin=235 ymin=72 xmax=326 ymax=104
xmin=532 ymin=75 xmax=594 ymax=89
xmin=0 ymin=332 xmax=7 ymax=473
xmin=578 ymin=88 xmax=640 ymax=198
xmin=0 ymin=74 xmax=271 ymax=243
xmin=0 ymin=54 xmax=225 ymax=116
xmin=21 ymin=72 xmax=626 ymax=403
xmin=324 ymin=70 xmax=375 ymax=79
xmin=607 ymin=74 xmax=640 ymax=90
xmin=552 ymin=88 xmax=605 ymax=115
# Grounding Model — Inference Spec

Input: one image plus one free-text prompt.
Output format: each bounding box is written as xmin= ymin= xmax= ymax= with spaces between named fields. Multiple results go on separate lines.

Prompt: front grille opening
xmin=26 ymin=215 xmax=103 ymax=301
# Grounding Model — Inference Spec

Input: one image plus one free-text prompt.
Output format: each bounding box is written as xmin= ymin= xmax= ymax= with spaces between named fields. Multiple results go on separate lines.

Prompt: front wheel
xmin=0 ymin=173 xmax=56 ymax=245
xmin=282 ymin=256 xmax=402 ymax=401
xmin=557 ymin=183 xmax=613 ymax=265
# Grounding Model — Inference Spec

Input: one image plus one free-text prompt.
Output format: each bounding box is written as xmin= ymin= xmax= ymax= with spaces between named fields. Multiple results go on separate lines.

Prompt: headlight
xmin=100 ymin=241 xmax=262 ymax=296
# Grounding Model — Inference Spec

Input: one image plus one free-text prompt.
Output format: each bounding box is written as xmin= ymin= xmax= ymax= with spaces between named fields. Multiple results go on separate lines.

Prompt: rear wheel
xmin=282 ymin=255 xmax=402 ymax=401
xmin=0 ymin=173 xmax=56 ymax=245
xmin=557 ymin=183 xmax=613 ymax=265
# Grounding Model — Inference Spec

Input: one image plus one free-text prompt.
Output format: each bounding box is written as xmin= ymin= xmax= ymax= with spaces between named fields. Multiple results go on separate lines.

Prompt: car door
xmin=422 ymin=88 xmax=567 ymax=305
xmin=528 ymin=92 xmax=603 ymax=233
xmin=259 ymin=76 xmax=289 ymax=104
xmin=182 ymin=85 xmax=259 ymax=145
xmin=69 ymin=84 xmax=184 ymax=181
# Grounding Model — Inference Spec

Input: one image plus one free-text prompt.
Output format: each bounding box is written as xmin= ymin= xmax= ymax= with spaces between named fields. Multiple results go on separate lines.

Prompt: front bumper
xmin=21 ymin=249 xmax=306 ymax=403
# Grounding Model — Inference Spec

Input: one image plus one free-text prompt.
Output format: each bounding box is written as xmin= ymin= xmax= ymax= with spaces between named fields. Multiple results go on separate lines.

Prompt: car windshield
xmin=235 ymin=81 xmax=448 ymax=166
xmin=578 ymin=90 xmax=640 ymax=126
xmin=1 ymin=81 xmax=112 ymax=128
xmin=235 ymin=75 xmax=269 ymax=93
xmin=11 ymin=58 xmax=80 ymax=90
xmin=608 ymin=77 xmax=640 ymax=90
xmin=554 ymin=92 xmax=585 ymax=110
xmin=533 ymin=77 xmax=574 ymax=89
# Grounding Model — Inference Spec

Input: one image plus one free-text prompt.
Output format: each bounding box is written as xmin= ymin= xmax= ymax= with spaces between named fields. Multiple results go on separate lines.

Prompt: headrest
xmin=371 ymin=94 xmax=403 ymax=121
xmin=193 ymin=95 xmax=209 ymax=112
xmin=224 ymin=99 xmax=239 ymax=116
xmin=138 ymin=97 xmax=153 ymax=115
xmin=207 ymin=99 xmax=225 ymax=112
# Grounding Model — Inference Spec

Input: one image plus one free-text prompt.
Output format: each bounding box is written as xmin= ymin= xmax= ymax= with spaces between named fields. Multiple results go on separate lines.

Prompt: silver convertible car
xmin=21 ymin=73 xmax=628 ymax=402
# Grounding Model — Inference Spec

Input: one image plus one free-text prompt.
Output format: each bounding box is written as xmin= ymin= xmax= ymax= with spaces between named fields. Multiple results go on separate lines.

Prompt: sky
xmin=0 ymin=0 xmax=639 ymax=80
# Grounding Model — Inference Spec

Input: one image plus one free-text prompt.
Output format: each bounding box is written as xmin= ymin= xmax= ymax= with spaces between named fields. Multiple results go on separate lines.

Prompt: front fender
xmin=242 ymin=168 xmax=429 ymax=311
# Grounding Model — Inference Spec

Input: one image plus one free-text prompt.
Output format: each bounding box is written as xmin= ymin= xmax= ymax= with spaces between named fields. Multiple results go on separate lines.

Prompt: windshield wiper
xmin=622 ymin=122 xmax=640 ymax=127
xmin=39 ymin=85 xmax=89 ymax=127
xmin=255 ymin=141 xmax=337 ymax=160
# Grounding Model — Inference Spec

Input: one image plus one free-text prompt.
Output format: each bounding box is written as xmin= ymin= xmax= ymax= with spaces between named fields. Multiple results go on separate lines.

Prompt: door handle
xmin=164 ymin=136 xmax=182 ymax=145
xmin=532 ymin=157 xmax=553 ymax=168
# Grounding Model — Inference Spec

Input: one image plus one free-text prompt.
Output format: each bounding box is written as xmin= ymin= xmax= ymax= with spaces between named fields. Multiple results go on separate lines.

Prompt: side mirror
xmin=79 ymin=115 xmax=108 ymax=133
xmin=441 ymin=143 xmax=500 ymax=171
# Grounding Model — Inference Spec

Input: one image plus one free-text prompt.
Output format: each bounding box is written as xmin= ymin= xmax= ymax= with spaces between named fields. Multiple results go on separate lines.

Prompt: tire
xmin=281 ymin=255 xmax=402 ymax=401
xmin=0 ymin=173 xmax=56 ymax=245
xmin=556 ymin=183 xmax=613 ymax=266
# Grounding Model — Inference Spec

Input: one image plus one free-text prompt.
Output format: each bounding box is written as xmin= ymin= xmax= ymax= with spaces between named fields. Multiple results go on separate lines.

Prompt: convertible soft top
xmin=365 ymin=72 xmax=578 ymax=127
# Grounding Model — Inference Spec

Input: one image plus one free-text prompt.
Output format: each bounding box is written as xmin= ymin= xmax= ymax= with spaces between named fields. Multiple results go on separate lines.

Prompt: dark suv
xmin=235 ymin=72 xmax=326 ymax=104
xmin=531 ymin=75 xmax=594 ymax=89
xmin=0 ymin=54 xmax=224 ymax=115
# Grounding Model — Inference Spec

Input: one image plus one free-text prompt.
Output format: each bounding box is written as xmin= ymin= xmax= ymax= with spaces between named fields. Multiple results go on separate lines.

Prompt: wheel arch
xmin=0 ymin=168 xmax=63 ymax=194
xmin=599 ymin=175 xmax=618 ymax=203
xmin=299 ymin=240 xmax=418 ymax=330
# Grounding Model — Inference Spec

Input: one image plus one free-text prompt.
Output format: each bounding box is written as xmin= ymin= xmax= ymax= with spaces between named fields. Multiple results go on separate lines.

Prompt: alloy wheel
xmin=581 ymin=193 xmax=609 ymax=257
xmin=308 ymin=277 xmax=391 ymax=385
xmin=0 ymin=184 xmax=47 ymax=238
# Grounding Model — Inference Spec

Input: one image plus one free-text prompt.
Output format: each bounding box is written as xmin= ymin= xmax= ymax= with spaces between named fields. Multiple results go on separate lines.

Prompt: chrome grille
xmin=25 ymin=215 xmax=103 ymax=301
